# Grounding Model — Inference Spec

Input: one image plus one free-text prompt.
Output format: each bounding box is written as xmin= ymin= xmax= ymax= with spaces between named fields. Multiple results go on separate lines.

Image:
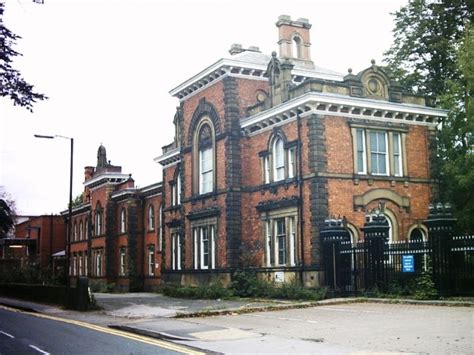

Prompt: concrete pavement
xmin=0 ymin=293 xmax=472 ymax=354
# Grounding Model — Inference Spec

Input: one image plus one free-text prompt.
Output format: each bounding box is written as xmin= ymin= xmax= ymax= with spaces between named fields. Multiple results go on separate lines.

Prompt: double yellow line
xmin=0 ymin=305 xmax=204 ymax=354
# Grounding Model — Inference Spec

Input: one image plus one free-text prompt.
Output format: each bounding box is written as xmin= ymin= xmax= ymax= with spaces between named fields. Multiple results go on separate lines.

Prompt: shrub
xmin=162 ymin=282 xmax=233 ymax=300
xmin=413 ymin=269 xmax=438 ymax=300
xmin=230 ymin=269 xmax=273 ymax=298
xmin=271 ymin=280 xmax=327 ymax=301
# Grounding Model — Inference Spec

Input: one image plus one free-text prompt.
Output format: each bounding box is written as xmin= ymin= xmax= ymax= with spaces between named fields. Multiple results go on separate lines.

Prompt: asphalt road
xmin=0 ymin=306 xmax=201 ymax=355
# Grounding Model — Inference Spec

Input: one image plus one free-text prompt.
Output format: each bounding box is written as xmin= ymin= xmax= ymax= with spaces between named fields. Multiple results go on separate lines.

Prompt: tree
xmin=0 ymin=1 xmax=47 ymax=112
xmin=383 ymin=0 xmax=474 ymax=231
xmin=0 ymin=188 xmax=16 ymax=237
xmin=438 ymin=24 xmax=474 ymax=231
xmin=384 ymin=0 xmax=471 ymax=97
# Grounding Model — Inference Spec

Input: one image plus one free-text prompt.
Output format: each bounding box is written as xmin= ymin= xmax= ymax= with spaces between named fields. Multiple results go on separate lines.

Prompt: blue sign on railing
xmin=402 ymin=255 xmax=415 ymax=273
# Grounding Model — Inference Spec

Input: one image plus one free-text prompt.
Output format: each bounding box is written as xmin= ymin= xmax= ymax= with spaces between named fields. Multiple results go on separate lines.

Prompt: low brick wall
xmin=0 ymin=283 xmax=66 ymax=305
xmin=0 ymin=279 xmax=91 ymax=311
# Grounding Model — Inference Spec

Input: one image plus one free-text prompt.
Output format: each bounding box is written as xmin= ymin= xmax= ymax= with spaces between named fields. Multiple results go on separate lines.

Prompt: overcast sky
xmin=1 ymin=0 xmax=407 ymax=216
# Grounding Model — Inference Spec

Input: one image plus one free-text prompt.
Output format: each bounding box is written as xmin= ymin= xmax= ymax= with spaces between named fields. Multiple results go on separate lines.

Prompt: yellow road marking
xmin=0 ymin=305 xmax=204 ymax=355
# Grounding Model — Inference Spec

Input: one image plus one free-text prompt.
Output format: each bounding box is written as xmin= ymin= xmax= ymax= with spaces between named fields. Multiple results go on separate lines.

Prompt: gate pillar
xmin=361 ymin=209 xmax=389 ymax=291
xmin=423 ymin=203 xmax=456 ymax=296
xmin=320 ymin=218 xmax=351 ymax=292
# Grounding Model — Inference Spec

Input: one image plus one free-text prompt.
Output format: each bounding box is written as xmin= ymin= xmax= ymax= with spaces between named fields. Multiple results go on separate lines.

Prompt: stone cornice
xmin=83 ymin=173 xmax=130 ymax=189
xmin=241 ymin=91 xmax=447 ymax=136
xmin=169 ymin=58 xmax=343 ymax=102
xmin=153 ymin=147 xmax=180 ymax=167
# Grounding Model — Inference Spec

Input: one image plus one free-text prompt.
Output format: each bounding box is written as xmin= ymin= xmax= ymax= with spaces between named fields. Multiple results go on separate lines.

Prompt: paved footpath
xmin=0 ymin=293 xmax=472 ymax=354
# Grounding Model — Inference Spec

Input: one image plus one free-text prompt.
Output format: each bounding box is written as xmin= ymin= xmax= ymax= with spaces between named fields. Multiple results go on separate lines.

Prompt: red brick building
xmin=69 ymin=145 xmax=162 ymax=291
xmin=155 ymin=15 xmax=446 ymax=287
xmin=1 ymin=215 xmax=66 ymax=271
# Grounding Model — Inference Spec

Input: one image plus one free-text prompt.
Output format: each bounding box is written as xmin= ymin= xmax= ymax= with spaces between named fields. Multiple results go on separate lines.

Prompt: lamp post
xmin=34 ymin=134 xmax=73 ymax=303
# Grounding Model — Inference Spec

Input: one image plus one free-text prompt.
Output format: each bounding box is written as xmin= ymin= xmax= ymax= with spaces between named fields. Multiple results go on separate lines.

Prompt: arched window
xmin=85 ymin=218 xmax=89 ymax=240
xmin=292 ymin=36 xmax=301 ymax=59
xmin=172 ymin=169 xmax=181 ymax=206
xmin=262 ymin=133 xmax=297 ymax=184
xmin=196 ymin=122 xmax=214 ymax=194
xmin=120 ymin=208 xmax=126 ymax=234
xmin=273 ymin=137 xmax=285 ymax=181
xmin=148 ymin=205 xmax=155 ymax=231
xmin=176 ymin=171 xmax=181 ymax=205
xmin=79 ymin=221 xmax=84 ymax=241
xmin=73 ymin=222 xmax=77 ymax=242
xmin=95 ymin=205 xmax=103 ymax=236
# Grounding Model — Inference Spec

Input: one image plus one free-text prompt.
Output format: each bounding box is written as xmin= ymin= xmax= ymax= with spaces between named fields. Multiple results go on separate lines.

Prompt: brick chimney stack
xmin=276 ymin=15 xmax=313 ymax=65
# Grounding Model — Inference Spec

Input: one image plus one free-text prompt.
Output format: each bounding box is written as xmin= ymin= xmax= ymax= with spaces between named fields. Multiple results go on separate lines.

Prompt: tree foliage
xmin=0 ymin=2 xmax=47 ymax=112
xmin=384 ymin=0 xmax=473 ymax=231
xmin=0 ymin=188 xmax=16 ymax=237
xmin=384 ymin=0 xmax=471 ymax=97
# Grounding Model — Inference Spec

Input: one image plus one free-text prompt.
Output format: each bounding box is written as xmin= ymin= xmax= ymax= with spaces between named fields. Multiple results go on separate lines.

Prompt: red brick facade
xmin=157 ymin=15 xmax=444 ymax=287
xmin=49 ymin=15 xmax=444 ymax=290
xmin=4 ymin=215 xmax=66 ymax=273
xmin=68 ymin=145 xmax=162 ymax=291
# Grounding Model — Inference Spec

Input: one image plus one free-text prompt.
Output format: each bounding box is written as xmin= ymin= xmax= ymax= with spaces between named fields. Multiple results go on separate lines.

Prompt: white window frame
xmin=264 ymin=211 xmax=298 ymax=267
xmin=392 ymin=132 xmax=403 ymax=177
xmin=273 ymin=138 xmax=285 ymax=182
xmin=369 ymin=131 xmax=389 ymax=175
xmin=275 ymin=218 xmax=286 ymax=265
xmin=356 ymin=128 xmax=367 ymax=174
xmin=84 ymin=252 xmax=88 ymax=276
xmin=148 ymin=205 xmax=155 ymax=231
xmin=78 ymin=255 xmax=83 ymax=276
xmin=200 ymin=227 xmax=209 ymax=269
xmin=193 ymin=224 xmax=216 ymax=270
xmin=79 ymin=221 xmax=83 ymax=241
xmin=171 ymin=233 xmax=181 ymax=270
xmin=199 ymin=147 xmax=213 ymax=194
xmin=289 ymin=216 xmax=296 ymax=266
xmin=264 ymin=156 xmax=270 ymax=184
xmin=119 ymin=248 xmax=126 ymax=276
xmin=73 ymin=223 xmax=77 ymax=242
xmin=288 ymin=147 xmax=296 ymax=179
xmin=120 ymin=208 xmax=126 ymax=234
xmin=265 ymin=220 xmax=272 ymax=267
xmin=95 ymin=210 xmax=102 ymax=236
xmin=95 ymin=251 xmax=102 ymax=277
xmin=148 ymin=247 xmax=155 ymax=276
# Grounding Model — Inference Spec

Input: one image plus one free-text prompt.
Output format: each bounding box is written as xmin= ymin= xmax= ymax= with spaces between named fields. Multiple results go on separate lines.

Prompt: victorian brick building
xmin=2 ymin=215 xmax=66 ymax=272
xmin=69 ymin=145 xmax=162 ymax=291
xmin=155 ymin=15 xmax=446 ymax=287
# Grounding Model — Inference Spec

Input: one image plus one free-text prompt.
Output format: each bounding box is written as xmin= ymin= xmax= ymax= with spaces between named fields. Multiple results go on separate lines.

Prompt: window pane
xmin=369 ymin=131 xmax=387 ymax=175
xmin=200 ymin=147 xmax=213 ymax=194
xmin=288 ymin=148 xmax=295 ymax=178
xmin=274 ymin=138 xmax=285 ymax=181
xmin=264 ymin=156 xmax=270 ymax=183
xmin=356 ymin=129 xmax=366 ymax=173
xmin=201 ymin=227 xmax=209 ymax=268
xmin=276 ymin=219 xmax=286 ymax=265
xmin=393 ymin=133 xmax=401 ymax=176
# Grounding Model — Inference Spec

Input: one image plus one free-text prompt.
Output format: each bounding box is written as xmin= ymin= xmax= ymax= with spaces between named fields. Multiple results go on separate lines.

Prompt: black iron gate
xmin=321 ymin=204 xmax=474 ymax=296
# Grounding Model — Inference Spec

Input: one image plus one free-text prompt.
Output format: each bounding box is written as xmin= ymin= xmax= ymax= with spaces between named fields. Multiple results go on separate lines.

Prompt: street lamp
xmin=34 ymin=134 xmax=73 ymax=304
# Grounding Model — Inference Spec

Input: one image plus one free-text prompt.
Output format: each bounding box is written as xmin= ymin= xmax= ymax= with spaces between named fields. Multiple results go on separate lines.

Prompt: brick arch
xmin=354 ymin=188 xmax=410 ymax=211
xmin=266 ymin=127 xmax=288 ymax=151
xmin=187 ymin=98 xmax=221 ymax=146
